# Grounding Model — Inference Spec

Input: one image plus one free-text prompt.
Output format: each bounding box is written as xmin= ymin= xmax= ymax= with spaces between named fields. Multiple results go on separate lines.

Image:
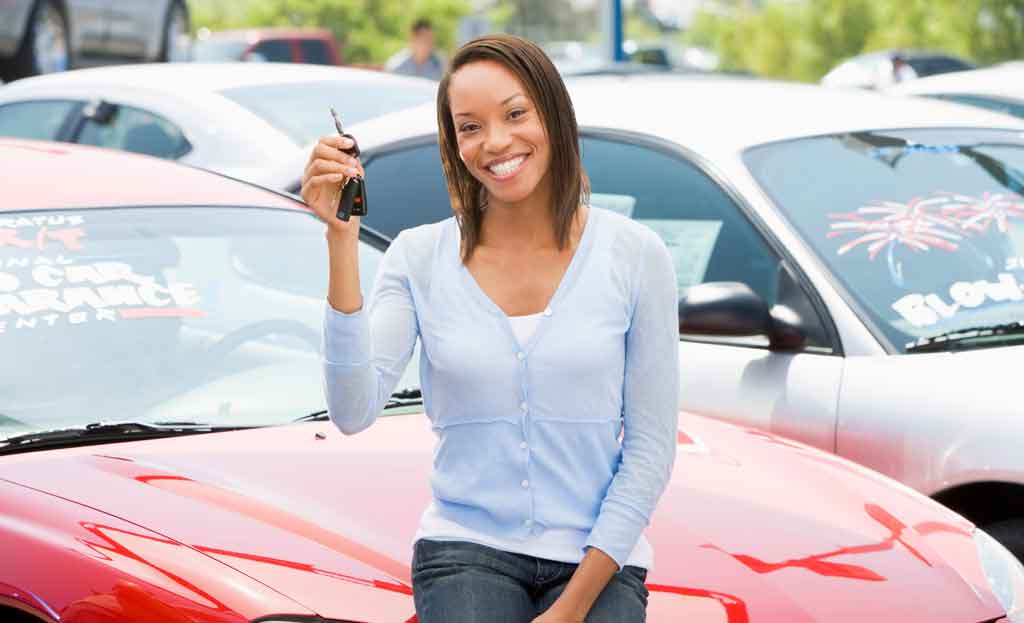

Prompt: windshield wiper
xmin=0 ymin=421 xmax=256 ymax=455
xmin=905 ymin=321 xmax=1024 ymax=353
xmin=296 ymin=388 xmax=423 ymax=422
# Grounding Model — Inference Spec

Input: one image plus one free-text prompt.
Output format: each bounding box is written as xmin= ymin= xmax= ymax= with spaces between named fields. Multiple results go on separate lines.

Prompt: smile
xmin=486 ymin=155 xmax=528 ymax=178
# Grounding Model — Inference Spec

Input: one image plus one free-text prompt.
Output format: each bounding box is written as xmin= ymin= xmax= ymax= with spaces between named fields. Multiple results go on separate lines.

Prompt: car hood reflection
xmin=0 ymin=415 xmax=1005 ymax=622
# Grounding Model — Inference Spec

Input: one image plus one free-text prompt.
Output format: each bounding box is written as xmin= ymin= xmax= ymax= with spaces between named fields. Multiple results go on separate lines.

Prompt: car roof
xmin=1 ymin=62 xmax=433 ymax=95
xmin=349 ymin=74 xmax=1024 ymax=158
xmin=200 ymin=27 xmax=335 ymax=41
xmin=888 ymin=65 xmax=1024 ymax=100
xmin=1 ymin=139 xmax=307 ymax=212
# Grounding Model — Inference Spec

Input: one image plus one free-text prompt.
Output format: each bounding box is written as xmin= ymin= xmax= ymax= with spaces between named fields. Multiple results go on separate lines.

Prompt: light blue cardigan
xmin=322 ymin=207 xmax=679 ymax=568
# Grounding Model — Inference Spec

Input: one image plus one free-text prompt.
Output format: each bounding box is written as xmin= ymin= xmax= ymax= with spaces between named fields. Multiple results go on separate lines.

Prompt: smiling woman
xmin=302 ymin=34 xmax=679 ymax=623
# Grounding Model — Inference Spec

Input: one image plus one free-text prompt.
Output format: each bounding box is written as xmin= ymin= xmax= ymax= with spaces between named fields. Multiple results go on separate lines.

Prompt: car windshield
xmin=0 ymin=206 xmax=386 ymax=437
xmin=219 ymin=80 xmax=436 ymax=146
xmin=191 ymin=40 xmax=249 ymax=62
xmin=744 ymin=128 xmax=1024 ymax=353
xmin=925 ymin=93 xmax=1024 ymax=121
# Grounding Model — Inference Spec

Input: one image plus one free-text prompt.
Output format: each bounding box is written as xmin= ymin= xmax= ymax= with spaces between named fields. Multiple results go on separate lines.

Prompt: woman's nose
xmin=483 ymin=123 xmax=513 ymax=152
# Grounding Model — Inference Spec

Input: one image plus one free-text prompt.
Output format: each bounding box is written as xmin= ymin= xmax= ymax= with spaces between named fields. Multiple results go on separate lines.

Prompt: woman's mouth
xmin=485 ymin=154 xmax=528 ymax=180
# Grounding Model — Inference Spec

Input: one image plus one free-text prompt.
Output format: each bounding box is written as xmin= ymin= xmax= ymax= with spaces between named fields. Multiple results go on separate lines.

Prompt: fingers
xmin=305 ymin=158 xmax=361 ymax=181
xmin=304 ymin=141 xmax=363 ymax=182
xmin=319 ymin=134 xmax=356 ymax=152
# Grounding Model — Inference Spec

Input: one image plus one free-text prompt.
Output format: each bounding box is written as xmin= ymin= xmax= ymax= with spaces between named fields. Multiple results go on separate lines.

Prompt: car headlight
xmin=974 ymin=528 xmax=1024 ymax=621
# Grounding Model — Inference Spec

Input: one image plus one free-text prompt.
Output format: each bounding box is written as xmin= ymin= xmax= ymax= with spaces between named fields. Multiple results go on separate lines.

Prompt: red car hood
xmin=0 ymin=413 xmax=1005 ymax=623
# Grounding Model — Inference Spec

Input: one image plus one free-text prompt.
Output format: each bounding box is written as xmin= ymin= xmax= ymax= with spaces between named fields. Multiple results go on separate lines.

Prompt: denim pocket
xmin=621 ymin=565 xmax=650 ymax=604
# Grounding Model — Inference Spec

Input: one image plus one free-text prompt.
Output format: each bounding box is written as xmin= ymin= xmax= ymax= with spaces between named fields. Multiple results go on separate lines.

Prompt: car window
xmin=907 ymin=57 xmax=973 ymax=77
xmin=76 ymin=105 xmax=191 ymax=160
xmin=299 ymin=40 xmax=332 ymax=65
xmin=364 ymin=136 xmax=818 ymax=336
xmin=745 ymin=128 xmax=1024 ymax=353
xmin=928 ymin=93 xmax=1024 ymax=121
xmin=249 ymin=39 xmax=292 ymax=62
xmin=191 ymin=39 xmax=248 ymax=61
xmin=587 ymin=137 xmax=783 ymax=303
xmin=363 ymin=142 xmax=451 ymax=236
xmin=219 ymin=81 xmax=435 ymax=146
xmin=0 ymin=100 xmax=80 ymax=140
xmin=0 ymin=207 xmax=384 ymax=437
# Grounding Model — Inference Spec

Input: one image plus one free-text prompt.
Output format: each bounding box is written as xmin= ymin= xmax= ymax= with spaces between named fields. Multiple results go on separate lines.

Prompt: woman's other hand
xmin=301 ymin=134 xmax=365 ymax=242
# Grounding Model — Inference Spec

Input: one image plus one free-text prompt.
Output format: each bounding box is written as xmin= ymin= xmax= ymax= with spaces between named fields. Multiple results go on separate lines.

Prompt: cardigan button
xmin=516 ymin=351 xmax=526 ymax=361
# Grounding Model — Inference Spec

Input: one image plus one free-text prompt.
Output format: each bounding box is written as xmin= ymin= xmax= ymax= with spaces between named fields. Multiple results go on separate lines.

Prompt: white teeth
xmin=488 ymin=156 xmax=525 ymax=176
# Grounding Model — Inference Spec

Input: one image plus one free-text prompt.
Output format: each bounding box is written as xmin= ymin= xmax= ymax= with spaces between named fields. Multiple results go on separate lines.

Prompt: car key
xmin=330 ymin=107 xmax=367 ymax=221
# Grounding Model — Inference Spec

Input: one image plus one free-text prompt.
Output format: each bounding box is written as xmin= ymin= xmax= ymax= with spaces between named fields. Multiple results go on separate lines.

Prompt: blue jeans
xmin=411 ymin=539 xmax=648 ymax=623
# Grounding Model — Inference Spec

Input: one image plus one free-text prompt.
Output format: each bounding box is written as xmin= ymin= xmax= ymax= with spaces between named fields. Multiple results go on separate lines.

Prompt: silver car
xmin=269 ymin=75 xmax=1024 ymax=559
xmin=0 ymin=0 xmax=189 ymax=81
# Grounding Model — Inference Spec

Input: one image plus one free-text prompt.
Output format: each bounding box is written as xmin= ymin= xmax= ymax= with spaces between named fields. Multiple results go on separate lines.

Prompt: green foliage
xmin=189 ymin=0 xmax=472 ymax=64
xmin=683 ymin=0 xmax=1024 ymax=82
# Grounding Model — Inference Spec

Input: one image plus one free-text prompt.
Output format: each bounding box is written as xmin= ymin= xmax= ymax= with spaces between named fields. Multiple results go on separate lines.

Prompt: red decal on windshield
xmin=0 ymin=230 xmax=33 ymax=249
xmin=0 ymin=227 xmax=86 ymax=251
xmin=938 ymin=191 xmax=1024 ymax=234
xmin=41 ymin=227 xmax=86 ymax=251
xmin=828 ymin=195 xmax=962 ymax=260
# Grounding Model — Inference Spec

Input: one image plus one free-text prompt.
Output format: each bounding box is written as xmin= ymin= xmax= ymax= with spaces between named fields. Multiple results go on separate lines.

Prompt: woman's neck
xmin=480 ymin=180 xmax=560 ymax=250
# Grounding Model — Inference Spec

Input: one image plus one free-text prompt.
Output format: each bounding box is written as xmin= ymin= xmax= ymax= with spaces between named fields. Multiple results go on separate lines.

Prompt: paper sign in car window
xmin=590 ymin=193 xmax=636 ymax=219
xmin=637 ymin=219 xmax=722 ymax=294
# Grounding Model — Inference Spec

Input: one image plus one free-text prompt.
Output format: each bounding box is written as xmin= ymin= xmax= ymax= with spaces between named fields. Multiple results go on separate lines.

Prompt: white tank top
xmin=413 ymin=311 xmax=654 ymax=569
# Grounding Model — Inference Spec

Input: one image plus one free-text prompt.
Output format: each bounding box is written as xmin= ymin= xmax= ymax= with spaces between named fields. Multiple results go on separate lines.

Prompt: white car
xmin=821 ymin=49 xmax=975 ymax=90
xmin=271 ymin=75 xmax=1024 ymax=558
xmin=0 ymin=62 xmax=436 ymax=183
xmin=889 ymin=63 xmax=1024 ymax=121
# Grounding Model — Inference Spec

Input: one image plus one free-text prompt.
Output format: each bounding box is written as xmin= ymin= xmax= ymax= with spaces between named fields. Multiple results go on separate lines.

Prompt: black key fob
xmin=338 ymin=175 xmax=367 ymax=221
xmin=335 ymin=132 xmax=366 ymax=221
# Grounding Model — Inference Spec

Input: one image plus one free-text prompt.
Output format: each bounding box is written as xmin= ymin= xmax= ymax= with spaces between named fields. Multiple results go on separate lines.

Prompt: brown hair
xmin=436 ymin=33 xmax=590 ymax=262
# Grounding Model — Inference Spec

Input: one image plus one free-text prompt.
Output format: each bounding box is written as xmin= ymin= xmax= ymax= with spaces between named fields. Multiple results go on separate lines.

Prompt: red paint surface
xmin=0 ymin=413 xmax=1010 ymax=623
xmin=0 ymin=140 xmax=308 ymax=213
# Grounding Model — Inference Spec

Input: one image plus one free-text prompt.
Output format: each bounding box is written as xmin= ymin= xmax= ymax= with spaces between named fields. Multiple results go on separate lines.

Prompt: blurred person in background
xmin=386 ymin=18 xmax=444 ymax=81
xmin=891 ymin=53 xmax=918 ymax=84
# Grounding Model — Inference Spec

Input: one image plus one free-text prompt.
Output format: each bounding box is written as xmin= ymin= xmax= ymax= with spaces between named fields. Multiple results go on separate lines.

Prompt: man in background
xmin=386 ymin=19 xmax=444 ymax=81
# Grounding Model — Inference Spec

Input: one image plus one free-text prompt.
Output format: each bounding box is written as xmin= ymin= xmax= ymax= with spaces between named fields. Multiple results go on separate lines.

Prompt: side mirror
xmin=679 ymin=282 xmax=771 ymax=337
xmin=679 ymin=282 xmax=807 ymax=351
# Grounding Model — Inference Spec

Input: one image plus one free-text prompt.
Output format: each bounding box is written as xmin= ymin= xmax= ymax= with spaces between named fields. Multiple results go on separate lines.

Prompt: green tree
xmin=683 ymin=0 xmax=1024 ymax=82
xmin=190 ymin=0 xmax=471 ymax=65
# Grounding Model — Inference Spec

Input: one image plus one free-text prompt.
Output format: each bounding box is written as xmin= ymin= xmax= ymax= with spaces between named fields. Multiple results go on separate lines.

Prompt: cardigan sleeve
xmin=584 ymin=227 xmax=680 ymax=569
xmin=321 ymin=231 xmax=419 ymax=435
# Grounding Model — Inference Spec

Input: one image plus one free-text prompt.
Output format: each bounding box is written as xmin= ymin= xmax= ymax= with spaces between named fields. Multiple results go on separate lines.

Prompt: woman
xmin=301 ymin=34 xmax=678 ymax=623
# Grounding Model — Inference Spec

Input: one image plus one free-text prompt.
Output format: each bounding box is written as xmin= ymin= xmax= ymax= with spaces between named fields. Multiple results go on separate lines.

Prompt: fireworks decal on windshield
xmin=828 ymin=195 xmax=964 ymax=260
xmin=937 ymin=191 xmax=1024 ymax=234
xmin=827 ymin=191 xmax=1024 ymax=282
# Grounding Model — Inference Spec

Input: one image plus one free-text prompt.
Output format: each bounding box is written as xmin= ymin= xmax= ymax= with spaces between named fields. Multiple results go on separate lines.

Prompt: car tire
xmin=158 ymin=0 xmax=190 ymax=62
xmin=0 ymin=0 xmax=71 ymax=81
xmin=984 ymin=519 xmax=1024 ymax=561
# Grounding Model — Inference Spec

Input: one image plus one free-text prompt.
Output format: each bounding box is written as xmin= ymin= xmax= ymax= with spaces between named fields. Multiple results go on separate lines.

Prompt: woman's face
xmin=447 ymin=60 xmax=551 ymax=207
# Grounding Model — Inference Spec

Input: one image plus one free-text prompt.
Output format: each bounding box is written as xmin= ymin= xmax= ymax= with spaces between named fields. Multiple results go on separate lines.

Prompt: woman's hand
xmin=301 ymin=135 xmax=367 ymax=313
xmin=531 ymin=605 xmax=585 ymax=623
xmin=300 ymin=134 xmax=366 ymax=242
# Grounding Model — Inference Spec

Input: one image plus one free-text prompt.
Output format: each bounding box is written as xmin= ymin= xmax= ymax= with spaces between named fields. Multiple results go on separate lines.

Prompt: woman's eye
xmin=459 ymin=123 xmax=480 ymax=133
xmin=509 ymin=109 xmax=527 ymax=120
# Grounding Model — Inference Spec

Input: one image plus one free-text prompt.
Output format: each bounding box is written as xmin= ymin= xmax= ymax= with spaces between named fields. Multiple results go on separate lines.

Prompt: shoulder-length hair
xmin=436 ymin=33 xmax=590 ymax=262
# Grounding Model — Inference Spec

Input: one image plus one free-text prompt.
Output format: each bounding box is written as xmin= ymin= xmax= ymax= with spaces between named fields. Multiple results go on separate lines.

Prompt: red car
xmin=2 ymin=140 xmax=1023 ymax=623
xmin=191 ymin=27 xmax=343 ymax=66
